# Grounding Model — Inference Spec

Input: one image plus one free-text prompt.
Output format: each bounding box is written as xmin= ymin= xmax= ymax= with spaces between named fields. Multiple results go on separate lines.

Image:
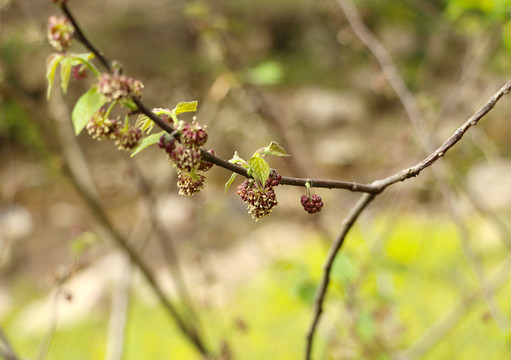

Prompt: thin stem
xmin=305 ymin=193 xmax=375 ymax=360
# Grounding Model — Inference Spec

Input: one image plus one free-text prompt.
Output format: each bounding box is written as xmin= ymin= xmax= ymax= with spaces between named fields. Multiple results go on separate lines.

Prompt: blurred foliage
xmin=5 ymin=216 xmax=511 ymax=359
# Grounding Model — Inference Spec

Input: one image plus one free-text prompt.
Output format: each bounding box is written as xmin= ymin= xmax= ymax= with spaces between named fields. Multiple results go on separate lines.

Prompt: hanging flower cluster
xmin=157 ymin=116 xmax=213 ymax=196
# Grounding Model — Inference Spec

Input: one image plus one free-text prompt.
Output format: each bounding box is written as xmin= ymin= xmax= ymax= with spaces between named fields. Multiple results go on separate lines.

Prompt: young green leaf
xmin=224 ymin=172 xmax=238 ymax=192
xmin=130 ymin=131 xmax=165 ymax=157
xmin=262 ymin=141 xmax=289 ymax=157
xmin=173 ymin=101 xmax=198 ymax=115
xmin=46 ymin=54 xmax=64 ymax=99
xmin=135 ymin=114 xmax=155 ymax=134
xmin=248 ymin=155 xmax=270 ymax=185
xmin=60 ymin=57 xmax=72 ymax=94
xmin=68 ymin=52 xmax=99 ymax=75
xmin=71 ymin=87 xmax=107 ymax=135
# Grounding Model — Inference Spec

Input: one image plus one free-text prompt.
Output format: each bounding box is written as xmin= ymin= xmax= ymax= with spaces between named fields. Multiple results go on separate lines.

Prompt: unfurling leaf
xmin=224 ymin=172 xmax=238 ymax=192
xmin=131 ymin=131 xmax=165 ymax=157
xmin=249 ymin=155 xmax=270 ymax=185
xmin=262 ymin=141 xmax=289 ymax=157
xmin=71 ymin=87 xmax=107 ymax=135
xmin=173 ymin=101 xmax=198 ymax=115
xmin=46 ymin=54 xmax=64 ymax=98
xmin=60 ymin=57 xmax=72 ymax=94
xmin=135 ymin=114 xmax=155 ymax=134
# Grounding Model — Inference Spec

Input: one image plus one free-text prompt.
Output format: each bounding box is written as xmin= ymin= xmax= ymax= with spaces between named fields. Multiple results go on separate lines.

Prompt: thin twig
xmin=327 ymin=1 xmax=511 ymax=357
xmin=302 ymin=74 xmax=511 ymax=360
xmin=305 ymin=193 xmax=375 ymax=360
xmin=336 ymin=0 xmax=509 ymax=334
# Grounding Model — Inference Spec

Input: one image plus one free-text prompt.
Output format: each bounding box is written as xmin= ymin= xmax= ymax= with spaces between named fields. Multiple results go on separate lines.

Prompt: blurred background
xmin=2 ymin=0 xmax=511 ymax=359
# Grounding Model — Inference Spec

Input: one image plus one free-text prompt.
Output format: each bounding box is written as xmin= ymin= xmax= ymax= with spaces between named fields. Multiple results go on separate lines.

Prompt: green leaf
xmin=262 ymin=141 xmax=289 ymax=157
xmin=46 ymin=54 xmax=64 ymax=99
xmin=135 ymin=114 xmax=155 ymax=134
xmin=248 ymin=155 xmax=270 ymax=185
xmin=71 ymin=87 xmax=107 ymax=135
xmin=173 ymin=101 xmax=198 ymax=115
xmin=69 ymin=52 xmax=100 ymax=76
xmin=131 ymin=131 xmax=165 ymax=157
xmin=60 ymin=57 xmax=72 ymax=94
xmin=224 ymin=172 xmax=238 ymax=192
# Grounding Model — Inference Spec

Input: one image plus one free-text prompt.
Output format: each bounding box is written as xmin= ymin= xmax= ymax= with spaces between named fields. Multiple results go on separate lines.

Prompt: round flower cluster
xmin=115 ymin=127 xmax=142 ymax=152
xmin=158 ymin=120 xmax=213 ymax=197
xmin=237 ymin=177 xmax=279 ymax=220
xmin=86 ymin=109 xmax=120 ymax=140
xmin=300 ymin=194 xmax=324 ymax=214
xmin=180 ymin=121 xmax=208 ymax=148
xmin=87 ymin=109 xmax=142 ymax=152
xmin=98 ymin=73 xmax=143 ymax=101
xmin=177 ymin=172 xmax=206 ymax=196
xmin=266 ymin=169 xmax=282 ymax=187
xmin=47 ymin=15 xmax=74 ymax=52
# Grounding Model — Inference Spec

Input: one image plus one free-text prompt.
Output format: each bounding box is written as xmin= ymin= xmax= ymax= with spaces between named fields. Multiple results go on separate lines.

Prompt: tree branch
xmin=305 ymin=193 xmax=375 ymax=360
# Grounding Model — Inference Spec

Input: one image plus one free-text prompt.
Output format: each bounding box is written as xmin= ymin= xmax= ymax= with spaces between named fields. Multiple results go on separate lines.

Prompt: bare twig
xmin=335 ymin=0 xmax=509 ymax=336
xmin=303 ymin=74 xmax=511 ymax=360
xmin=305 ymin=193 xmax=375 ymax=360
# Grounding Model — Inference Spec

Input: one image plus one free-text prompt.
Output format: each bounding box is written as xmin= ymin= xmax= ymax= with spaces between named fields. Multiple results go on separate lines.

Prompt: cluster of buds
xmin=237 ymin=171 xmax=281 ymax=220
xmin=180 ymin=121 xmax=208 ymax=148
xmin=98 ymin=73 xmax=143 ymax=101
xmin=177 ymin=172 xmax=206 ymax=196
xmin=86 ymin=109 xmax=120 ymax=140
xmin=47 ymin=15 xmax=74 ymax=52
xmin=87 ymin=109 xmax=142 ymax=152
xmin=158 ymin=120 xmax=213 ymax=197
xmin=300 ymin=194 xmax=324 ymax=214
xmin=114 ymin=127 xmax=142 ymax=152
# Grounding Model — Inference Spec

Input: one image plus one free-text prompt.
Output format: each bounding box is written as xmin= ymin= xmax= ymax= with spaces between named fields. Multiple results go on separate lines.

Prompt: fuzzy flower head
xmin=114 ymin=127 xmax=142 ymax=152
xmin=177 ymin=172 xmax=206 ymax=196
xmin=98 ymin=73 xmax=143 ymax=101
xmin=179 ymin=120 xmax=208 ymax=148
xmin=169 ymin=146 xmax=202 ymax=173
xmin=86 ymin=109 xmax=120 ymax=140
xmin=47 ymin=15 xmax=74 ymax=51
xmin=237 ymin=179 xmax=278 ymax=220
